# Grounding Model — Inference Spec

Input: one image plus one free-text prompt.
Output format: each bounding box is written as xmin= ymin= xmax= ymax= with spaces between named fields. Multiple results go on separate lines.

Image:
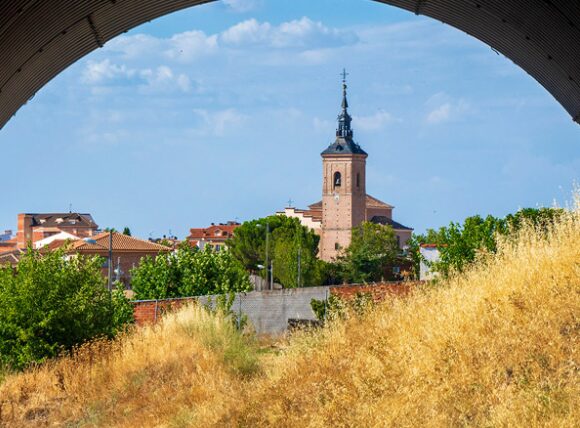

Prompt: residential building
xmin=61 ymin=231 xmax=172 ymax=286
xmin=16 ymin=212 xmax=98 ymax=248
xmin=186 ymin=221 xmax=240 ymax=252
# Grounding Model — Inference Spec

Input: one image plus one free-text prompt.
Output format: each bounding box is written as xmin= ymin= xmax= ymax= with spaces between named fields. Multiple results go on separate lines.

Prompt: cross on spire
xmin=337 ymin=68 xmax=353 ymax=138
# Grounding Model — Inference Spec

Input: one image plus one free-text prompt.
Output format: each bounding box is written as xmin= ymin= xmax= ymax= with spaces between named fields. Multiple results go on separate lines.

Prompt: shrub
xmin=0 ymin=248 xmax=133 ymax=370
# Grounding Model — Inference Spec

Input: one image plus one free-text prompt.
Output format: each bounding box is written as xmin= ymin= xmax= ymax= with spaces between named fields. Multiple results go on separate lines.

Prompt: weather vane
xmin=341 ymin=68 xmax=349 ymax=83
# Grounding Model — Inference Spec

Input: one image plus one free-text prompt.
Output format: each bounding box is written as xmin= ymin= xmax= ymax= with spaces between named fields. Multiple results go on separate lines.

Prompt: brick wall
xmin=330 ymin=281 xmax=422 ymax=302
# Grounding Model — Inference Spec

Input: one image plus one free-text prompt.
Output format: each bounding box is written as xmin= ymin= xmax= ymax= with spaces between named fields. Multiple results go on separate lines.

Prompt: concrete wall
xmin=133 ymin=286 xmax=331 ymax=335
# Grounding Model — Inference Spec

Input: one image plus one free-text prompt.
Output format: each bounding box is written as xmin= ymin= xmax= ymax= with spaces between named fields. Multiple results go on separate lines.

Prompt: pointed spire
xmin=337 ymin=68 xmax=353 ymax=138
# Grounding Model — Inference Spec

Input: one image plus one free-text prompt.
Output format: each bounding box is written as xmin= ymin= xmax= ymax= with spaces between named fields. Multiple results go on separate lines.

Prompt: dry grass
xmin=1 ymin=204 xmax=579 ymax=427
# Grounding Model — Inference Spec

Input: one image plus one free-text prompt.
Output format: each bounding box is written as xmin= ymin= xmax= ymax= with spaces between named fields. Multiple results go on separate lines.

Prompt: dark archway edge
xmin=0 ymin=0 xmax=579 ymax=130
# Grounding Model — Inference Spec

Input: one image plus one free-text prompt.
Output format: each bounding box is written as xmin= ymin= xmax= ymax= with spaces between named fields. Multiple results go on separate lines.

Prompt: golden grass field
xmin=0 ymin=203 xmax=578 ymax=427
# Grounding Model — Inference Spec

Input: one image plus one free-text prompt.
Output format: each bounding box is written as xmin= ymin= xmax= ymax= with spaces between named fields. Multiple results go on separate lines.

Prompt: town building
xmin=278 ymin=73 xmax=412 ymax=261
xmin=16 ymin=212 xmax=98 ymax=248
xmin=58 ymin=231 xmax=172 ymax=286
xmin=0 ymin=230 xmax=13 ymax=242
xmin=186 ymin=221 xmax=240 ymax=252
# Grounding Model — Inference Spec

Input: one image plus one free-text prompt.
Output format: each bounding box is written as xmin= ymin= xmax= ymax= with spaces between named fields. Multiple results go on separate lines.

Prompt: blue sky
xmin=1 ymin=0 xmax=579 ymax=239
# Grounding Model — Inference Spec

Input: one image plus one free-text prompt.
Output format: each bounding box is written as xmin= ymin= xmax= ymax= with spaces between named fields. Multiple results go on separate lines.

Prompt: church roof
xmin=366 ymin=194 xmax=394 ymax=209
xmin=321 ymin=70 xmax=367 ymax=157
xmin=321 ymin=137 xmax=367 ymax=156
xmin=370 ymin=216 xmax=413 ymax=231
xmin=308 ymin=194 xmax=394 ymax=210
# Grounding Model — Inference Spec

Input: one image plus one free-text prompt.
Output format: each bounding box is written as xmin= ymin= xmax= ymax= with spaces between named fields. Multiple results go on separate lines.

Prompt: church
xmin=278 ymin=72 xmax=413 ymax=261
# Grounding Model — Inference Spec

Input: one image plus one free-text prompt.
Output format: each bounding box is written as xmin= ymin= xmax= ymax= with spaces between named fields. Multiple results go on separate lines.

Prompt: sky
xmin=1 ymin=0 xmax=579 ymax=239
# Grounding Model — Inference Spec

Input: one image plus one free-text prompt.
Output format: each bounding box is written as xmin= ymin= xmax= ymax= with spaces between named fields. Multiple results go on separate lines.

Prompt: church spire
xmin=337 ymin=68 xmax=353 ymax=139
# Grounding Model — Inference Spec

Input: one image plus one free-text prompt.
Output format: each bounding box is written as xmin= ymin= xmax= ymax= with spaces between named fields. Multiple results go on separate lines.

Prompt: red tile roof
xmin=187 ymin=224 xmax=240 ymax=241
xmin=70 ymin=232 xmax=172 ymax=253
xmin=308 ymin=194 xmax=394 ymax=210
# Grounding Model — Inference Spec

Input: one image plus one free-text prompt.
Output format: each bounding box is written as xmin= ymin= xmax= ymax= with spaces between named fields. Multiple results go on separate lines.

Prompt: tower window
xmin=335 ymin=242 xmax=340 ymax=250
xmin=356 ymin=173 xmax=360 ymax=188
xmin=333 ymin=171 xmax=341 ymax=188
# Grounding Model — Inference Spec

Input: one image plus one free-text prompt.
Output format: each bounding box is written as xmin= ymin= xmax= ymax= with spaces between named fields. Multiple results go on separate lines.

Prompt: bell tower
xmin=320 ymin=70 xmax=367 ymax=261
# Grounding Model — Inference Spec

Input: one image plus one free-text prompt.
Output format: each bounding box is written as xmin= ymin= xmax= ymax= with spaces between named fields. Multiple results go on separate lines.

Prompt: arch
xmin=0 ymin=0 xmax=579 ymax=130
xmin=333 ymin=171 xmax=342 ymax=188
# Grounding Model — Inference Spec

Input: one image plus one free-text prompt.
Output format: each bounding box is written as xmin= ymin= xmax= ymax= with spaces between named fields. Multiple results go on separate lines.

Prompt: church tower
xmin=320 ymin=71 xmax=368 ymax=261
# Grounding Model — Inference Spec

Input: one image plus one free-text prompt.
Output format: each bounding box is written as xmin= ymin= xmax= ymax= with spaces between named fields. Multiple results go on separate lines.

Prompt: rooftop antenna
xmin=69 ymin=203 xmax=72 ymax=213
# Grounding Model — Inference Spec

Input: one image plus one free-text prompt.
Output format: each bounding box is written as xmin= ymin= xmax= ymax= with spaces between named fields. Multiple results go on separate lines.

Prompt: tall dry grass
xmin=0 ymin=306 xmax=259 ymax=427
xmin=1 ymin=202 xmax=579 ymax=427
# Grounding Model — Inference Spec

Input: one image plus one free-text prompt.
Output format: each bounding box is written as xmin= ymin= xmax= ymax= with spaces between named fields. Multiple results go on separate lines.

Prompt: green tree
xmin=130 ymin=244 xmax=251 ymax=300
xmin=0 ymin=248 xmax=133 ymax=370
xmin=227 ymin=215 xmax=321 ymax=288
xmin=122 ymin=227 xmax=132 ymax=236
xmin=409 ymin=207 xmax=565 ymax=278
xmin=340 ymin=222 xmax=399 ymax=283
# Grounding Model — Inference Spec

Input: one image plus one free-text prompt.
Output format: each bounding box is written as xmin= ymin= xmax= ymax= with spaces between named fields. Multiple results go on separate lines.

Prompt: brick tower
xmin=320 ymin=71 xmax=368 ymax=261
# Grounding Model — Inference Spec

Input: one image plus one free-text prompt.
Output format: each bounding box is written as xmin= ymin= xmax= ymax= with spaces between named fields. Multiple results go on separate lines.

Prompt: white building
xmin=34 ymin=230 xmax=80 ymax=249
xmin=420 ymin=244 xmax=441 ymax=281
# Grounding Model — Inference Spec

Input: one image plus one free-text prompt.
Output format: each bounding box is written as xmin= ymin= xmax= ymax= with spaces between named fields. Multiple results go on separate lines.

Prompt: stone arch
xmin=1 ymin=0 xmax=579 ymax=129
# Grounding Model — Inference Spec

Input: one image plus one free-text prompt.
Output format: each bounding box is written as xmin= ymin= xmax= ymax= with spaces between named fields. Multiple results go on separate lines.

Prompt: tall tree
xmin=122 ymin=227 xmax=131 ymax=236
xmin=227 ymin=215 xmax=321 ymax=288
xmin=340 ymin=222 xmax=399 ymax=283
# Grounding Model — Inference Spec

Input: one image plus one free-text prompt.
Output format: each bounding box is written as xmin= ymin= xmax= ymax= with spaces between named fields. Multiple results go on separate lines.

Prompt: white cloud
xmin=138 ymin=66 xmax=191 ymax=93
xmin=81 ymin=59 xmax=135 ymax=84
xmin=425 ymin=92 xmax=471 ymax=124
xmin=223 ymin=0 xmax=259 ymax=12
xmin=220 ymin=17 xmax=357 ymax=48
xmin=192 ymin=108 xmax=247 ymax=136
xmin=164 ymin=30 xmax=218 ymax=62
xmin=354 ymin=111 xmax=398 ymax=131
xmin=426 ymin=103 xmax=451 ymax=124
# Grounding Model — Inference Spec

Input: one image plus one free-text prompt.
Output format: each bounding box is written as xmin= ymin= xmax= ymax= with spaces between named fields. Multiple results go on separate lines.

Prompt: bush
xmin=131 ymin=244 xmax=252 ymax=300
xmin=0 ymin=248 xmax=133 ymax=370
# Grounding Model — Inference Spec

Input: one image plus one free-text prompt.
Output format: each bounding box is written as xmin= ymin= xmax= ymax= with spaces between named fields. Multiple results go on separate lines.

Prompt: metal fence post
xmin=237 ymin=294 xmax=242 ymax=330
xmin=323 ymin=287 xmax=328 ymax=323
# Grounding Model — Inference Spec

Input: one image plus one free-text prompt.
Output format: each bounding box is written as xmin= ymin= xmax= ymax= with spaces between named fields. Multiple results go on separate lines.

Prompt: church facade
xmin=278 ymin=74 xmax=412 ymax=261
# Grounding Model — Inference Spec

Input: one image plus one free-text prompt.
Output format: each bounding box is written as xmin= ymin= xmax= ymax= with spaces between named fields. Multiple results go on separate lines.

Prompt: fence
xmin=131 ymin=281 xmax=421 ymax=334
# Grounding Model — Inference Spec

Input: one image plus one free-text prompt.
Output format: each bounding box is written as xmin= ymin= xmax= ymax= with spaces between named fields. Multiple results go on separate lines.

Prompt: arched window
xmin=356 ymin=173 xmax=360 ymax=188
xmin=333 ymin=171 xmax=341 ymax=188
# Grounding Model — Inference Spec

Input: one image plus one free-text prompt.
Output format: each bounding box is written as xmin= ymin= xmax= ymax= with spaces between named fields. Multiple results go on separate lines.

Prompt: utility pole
xmin=264 ymin=222 xmax=270 ymax=289
xmin=108 ymin=230 xmax=113 ymax=291
xmin=297 ymin=243 xmax=302 ymax=288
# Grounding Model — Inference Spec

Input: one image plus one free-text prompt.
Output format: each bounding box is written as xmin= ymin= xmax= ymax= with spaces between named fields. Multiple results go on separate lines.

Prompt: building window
xmin=356 ymin=173 xmax=360 ymax=188
xmin=333 ymin=171 xmax=341 ymax=188
xmin=334 ymin=242 xmax=340 ymax=250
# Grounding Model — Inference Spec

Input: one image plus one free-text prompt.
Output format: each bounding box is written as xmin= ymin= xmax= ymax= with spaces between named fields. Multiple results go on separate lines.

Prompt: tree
xmin=227 ymin=215 xmax=321 ymax=288
xmin=130 ymin=244 xmax=252 ymax=300
xmin=409 ymin=207 xmax=565 ymax=278
xmin=340 ymin=222 xmax=399 ymax=283
xmin=122 ymin=227 xmax=132 ymax=236
xmin=0 ymin=248 xmax=133 ymax=370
